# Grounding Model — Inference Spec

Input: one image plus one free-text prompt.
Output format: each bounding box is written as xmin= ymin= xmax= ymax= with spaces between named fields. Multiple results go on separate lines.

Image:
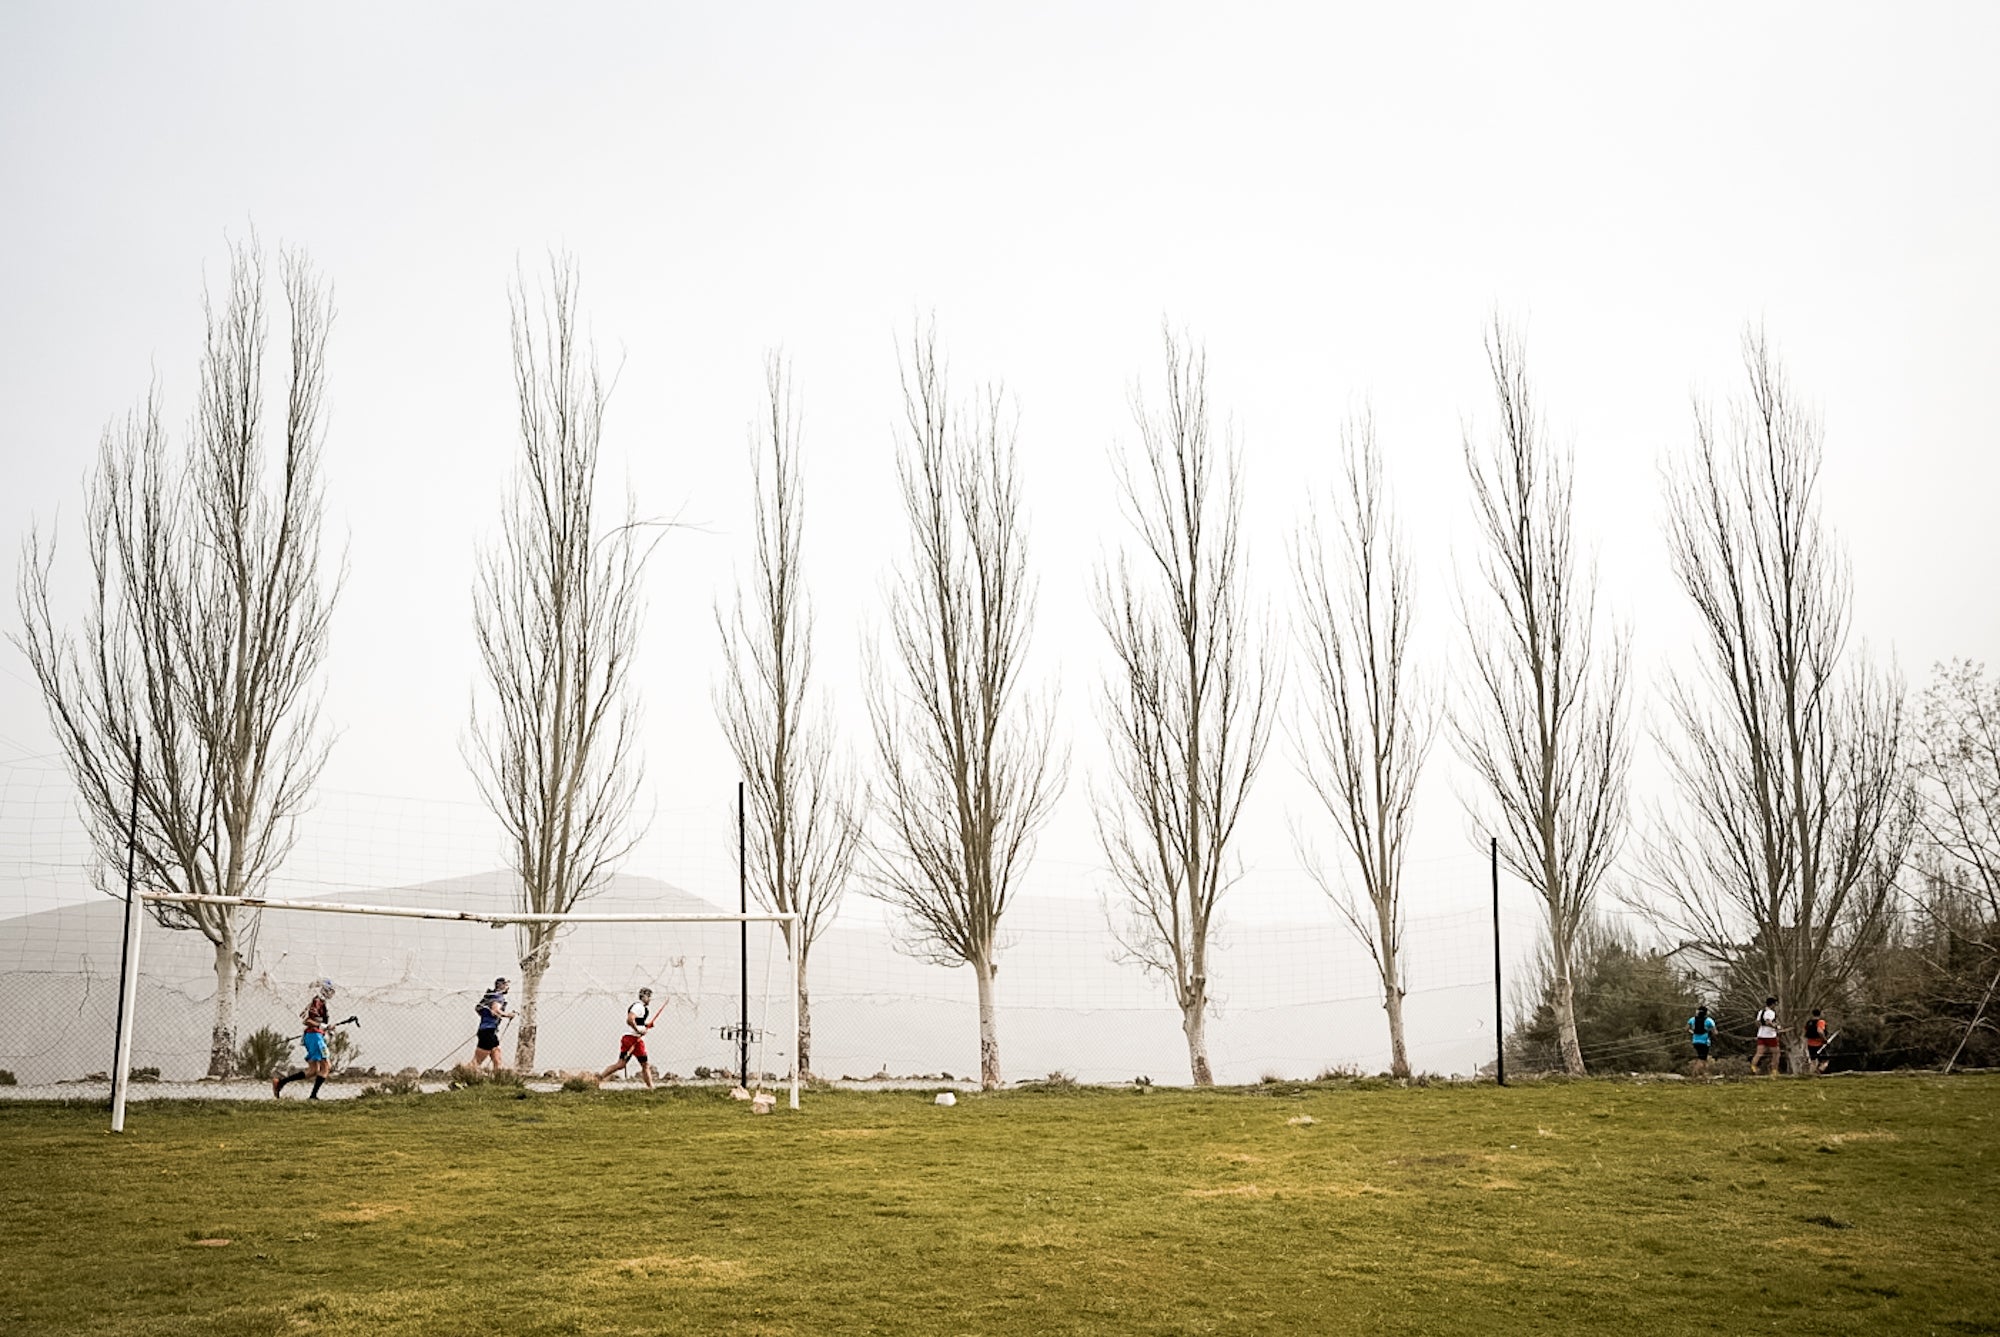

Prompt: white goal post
xmin=109 ymin=892 xmax=801 ymax=1132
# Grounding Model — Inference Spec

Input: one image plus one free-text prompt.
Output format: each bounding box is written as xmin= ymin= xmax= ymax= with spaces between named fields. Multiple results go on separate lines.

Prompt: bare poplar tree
xmin=1455 ymin=319 xmax=1631 ymax=1077
xmin=1647 ymin=330 xmax=1910 ymax=1071
xmin=865 ymin=324 xmax=1063 ymax=1091
xmin=715 ymin=354 xmax=862 ymax=1078
xmin=1094 ymin=330 xmax=1275 ymax=1086
xmin=16 ymin=241 xmax=339 ymax=1076
xmin=1290 ymin=411 xmax=1433 ymax=1078
xmin=1916 ymin=661 xmax=2000 ymax=1070
xmin=468 ymin=258 xmax=650 ymax=1073
xmin=1916 ymin=661 xmax=2000 ymax=924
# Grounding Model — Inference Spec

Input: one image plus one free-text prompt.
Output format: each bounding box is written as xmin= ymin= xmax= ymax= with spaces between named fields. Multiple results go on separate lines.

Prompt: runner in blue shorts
xmin=274 ymin=979 xmax=338 ymax=1099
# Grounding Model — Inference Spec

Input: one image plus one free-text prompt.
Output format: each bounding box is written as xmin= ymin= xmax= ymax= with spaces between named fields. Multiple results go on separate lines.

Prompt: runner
xmin=474 ymin=977 xmax=515 ymax=1076
xmin=597 ymin=987 xmax=658 ymax=1088
xmin=1804 ymin=1007 xmax=1831 ymax=1073
xmin=1686 ymin=1004 xmax=1718 ymax=1079
xmin=1751 ymin=995 xmax=1784 ymax=1076
xmin=273 ymin=979 xmax=338 ymax=1100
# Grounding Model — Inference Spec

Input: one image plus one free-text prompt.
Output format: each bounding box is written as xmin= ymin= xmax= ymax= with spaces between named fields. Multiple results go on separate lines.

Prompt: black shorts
xmin=1807 ymin=1045 xmax=1825 ymax=1063
xmin=1691 ymin=1044 xmax=1711 ymax=1061
xmin=476 ymin=1029 xmax=501 ymax=1053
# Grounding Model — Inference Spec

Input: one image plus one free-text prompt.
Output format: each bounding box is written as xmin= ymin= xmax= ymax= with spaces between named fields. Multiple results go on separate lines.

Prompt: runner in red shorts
xmin=1751 ymin=995 xmax=1784 ymax=1076
xmin=597 ymin=987 xmax=658 ymax=1088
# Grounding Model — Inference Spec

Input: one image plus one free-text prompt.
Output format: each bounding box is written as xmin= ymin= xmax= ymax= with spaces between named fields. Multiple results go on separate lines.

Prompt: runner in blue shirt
xmin=474 ymin=977 xmax=515 ymax=1076
xmin=1686 ymin=1005 xmax=1717 ymax=1079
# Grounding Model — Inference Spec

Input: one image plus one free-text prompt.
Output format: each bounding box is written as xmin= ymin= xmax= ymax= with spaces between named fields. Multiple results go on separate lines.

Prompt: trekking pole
xmin=420 ymin=1028 xmax=485 ymax=1077
xmin=1944 ymin=963 xmax=2000 ymax=1076
xmin=286 ymin=1015 xmax=361 ymax=1044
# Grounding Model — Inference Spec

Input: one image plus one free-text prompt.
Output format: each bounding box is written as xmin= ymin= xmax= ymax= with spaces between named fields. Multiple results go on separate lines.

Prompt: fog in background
xmin=4 ymin=3 xmax=1997 ymax=962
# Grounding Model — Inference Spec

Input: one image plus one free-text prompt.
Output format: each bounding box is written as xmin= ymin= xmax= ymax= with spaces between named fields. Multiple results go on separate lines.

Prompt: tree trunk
xmin=973 ymin=957 xmax=1001 ymax=1091
xmin=1182 ymin=989 xmax=1214 ymax=1087
xmin=797 ymin=960 xmax=814 ymax=1082
xmin=1383 ymin=980 xmax=1411 ymax=1079
xmin=206 ymin=923 xmax=240 ymax=1078
xmin=1379 ymin=900 xmax=1410 ymax=1077
xmin=1552 ymin=968 xmax=1587 ymax=1076
xmin=515 ymin=932 xmax=552 ymax=1073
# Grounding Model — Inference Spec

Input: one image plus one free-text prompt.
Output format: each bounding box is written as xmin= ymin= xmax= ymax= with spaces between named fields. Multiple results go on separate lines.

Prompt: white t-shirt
xmin=1756 ymin=1008 xmax=1778 ymax=1039
xmin=627 ymin=999 xmax=652 ymax=1033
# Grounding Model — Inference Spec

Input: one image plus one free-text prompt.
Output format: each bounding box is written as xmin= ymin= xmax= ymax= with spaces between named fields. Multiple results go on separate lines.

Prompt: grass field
xmin=2 ymin=1075 xmax=1996 ymax=1336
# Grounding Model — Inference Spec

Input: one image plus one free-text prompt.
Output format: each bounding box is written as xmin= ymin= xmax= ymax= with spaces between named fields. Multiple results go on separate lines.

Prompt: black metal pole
xmin=112 ymin=741 xmax=142 ymax=1093
xmin=1491 ymin=835 xmax=1505 ymax=1087
xmin=738 ymin=780 xmax=749 ymax=1089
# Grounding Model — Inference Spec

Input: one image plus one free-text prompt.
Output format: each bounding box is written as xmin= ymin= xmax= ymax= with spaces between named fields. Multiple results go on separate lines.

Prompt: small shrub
xmin=1020 ymin=1070 xmax=1079 ymax=1092
xmin=326 ymin=1030 xmax=362 ymax=1076
xmin=236 ymin=1027 xmax=293 ymax=1080
xmin=693 ymin=1065 xmax=716 ymax=1080
xmin=0 ymin=1070 xmax=15 ymax=1086
xmin=361 ymin=1071 xmax=422 ymax=1097
xmin=1133 ymin=1075 xmax=1153 ymax=1088
xmin=561 ymin=1075 xmax=597 ymax=1093
xmin=1315 ymin=1064 xmax=1362 ymax=1082
xmin=131 ymin=1066 xmax=161 ymax=1083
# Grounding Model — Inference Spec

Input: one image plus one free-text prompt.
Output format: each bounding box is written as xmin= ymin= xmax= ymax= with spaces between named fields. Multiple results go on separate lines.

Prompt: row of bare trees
xmin=12 ymin=241 xmax=1944 ymax=1085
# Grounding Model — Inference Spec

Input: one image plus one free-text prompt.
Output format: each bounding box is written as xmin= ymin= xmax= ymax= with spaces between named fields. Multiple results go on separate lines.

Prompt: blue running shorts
xmin=303 ymin=1031 xmax=329 ymax=1063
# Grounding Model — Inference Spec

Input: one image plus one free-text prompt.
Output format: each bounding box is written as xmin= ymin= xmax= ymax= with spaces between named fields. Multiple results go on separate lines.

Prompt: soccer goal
xmin=108 ymin=889 xmax=800 ymax=1131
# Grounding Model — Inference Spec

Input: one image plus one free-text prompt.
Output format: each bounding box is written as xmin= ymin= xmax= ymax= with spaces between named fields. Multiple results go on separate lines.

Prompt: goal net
xmin=105 ymin=876 xmax=798 ymax=1129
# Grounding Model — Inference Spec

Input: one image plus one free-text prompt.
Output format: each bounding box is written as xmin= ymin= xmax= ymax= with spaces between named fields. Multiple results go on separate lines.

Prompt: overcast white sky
xmin=4 ymin=3 xmax=1998 ymax=921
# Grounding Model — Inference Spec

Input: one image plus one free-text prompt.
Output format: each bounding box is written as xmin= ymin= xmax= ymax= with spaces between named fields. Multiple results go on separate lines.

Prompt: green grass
xmin=3 ymin=1075 xmax=1997 ymax=1335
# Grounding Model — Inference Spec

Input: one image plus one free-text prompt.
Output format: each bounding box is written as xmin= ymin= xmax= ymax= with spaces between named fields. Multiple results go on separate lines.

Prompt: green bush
xmin=0 ymin=1069 xmax=15 ymax=1086
xmin=326 ymin=1029 xmax=362 ymax=1076
xmin=561 ymin=1075 xmax=596 ymax=1092
xmin=236 ymin=1027 xmax=293 ymax=1080
xmin=1508 ymin=919 xmax=1702 ymax=1075
xmin=360 ymin=1071 xmax=422 ymax=1097
xmin=131 ymin=1066 xmax=160 ymax=1083
xmin=447 ymin=1063 xmax=523 ymax=1088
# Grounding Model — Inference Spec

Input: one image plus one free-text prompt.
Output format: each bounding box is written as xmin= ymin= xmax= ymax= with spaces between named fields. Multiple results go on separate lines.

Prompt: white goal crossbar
xmin=109 ymin=892 xmax=801 ymax=1131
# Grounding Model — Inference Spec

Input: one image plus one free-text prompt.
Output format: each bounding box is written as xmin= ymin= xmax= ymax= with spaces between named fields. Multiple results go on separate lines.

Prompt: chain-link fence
xmin=2 ymin=758 xmax=1555 ymax=1096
